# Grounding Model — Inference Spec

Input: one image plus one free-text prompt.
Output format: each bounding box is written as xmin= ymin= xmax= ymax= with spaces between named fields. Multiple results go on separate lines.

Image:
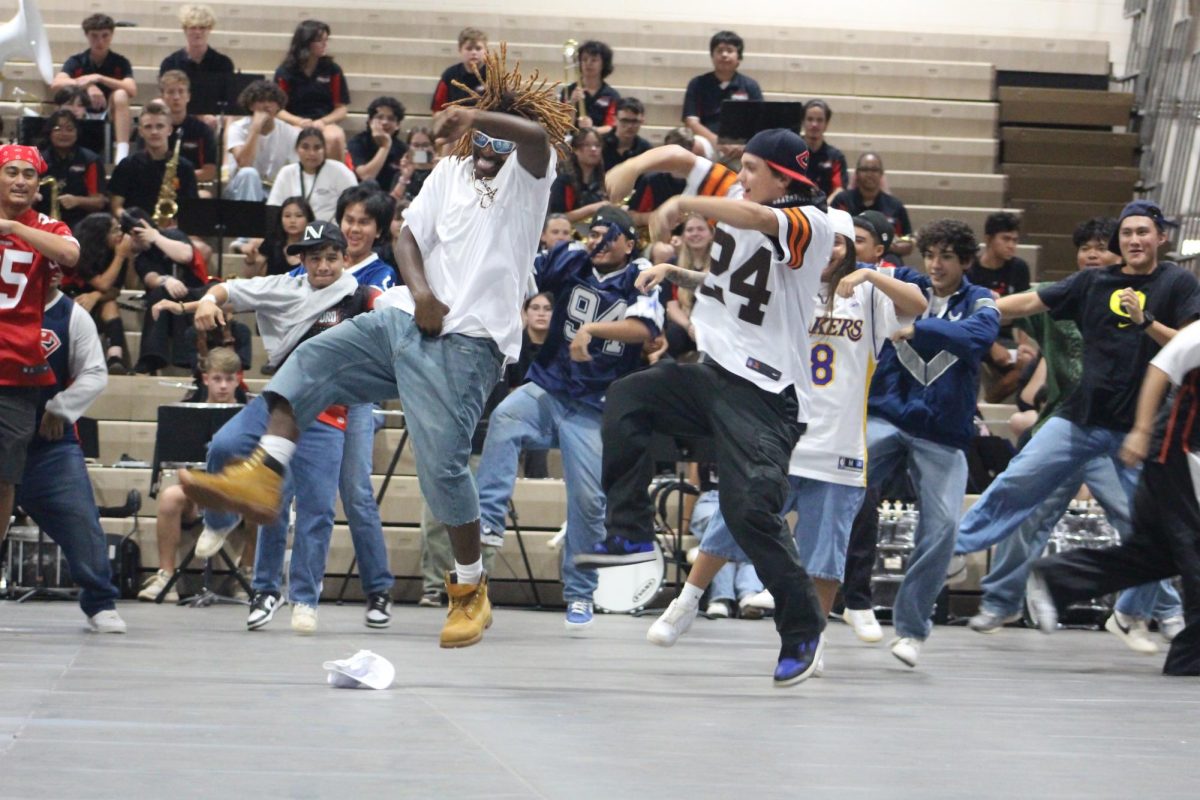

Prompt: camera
xmin=119 ymin=211 xmax=145 ymax=234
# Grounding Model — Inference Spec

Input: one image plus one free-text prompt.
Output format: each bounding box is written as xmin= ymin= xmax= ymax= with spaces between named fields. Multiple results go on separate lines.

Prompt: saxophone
xmin=38 ymin=176 xmax=59 ymax=220
xmin=153 ymin=138 xmax=182 ymax=227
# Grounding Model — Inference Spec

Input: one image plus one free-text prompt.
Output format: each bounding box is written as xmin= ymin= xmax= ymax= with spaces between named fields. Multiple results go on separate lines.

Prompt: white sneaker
xmin=742 ymin=589 xmax=775 ymax=611
xmin=291 ymin=603 xmax=318 ymax=635
xmin=842 ymin=608 xmax=883 ymax=643
xmin=813 ymin=655 xmax=825 ymax=678
xmin=968 ymin=608 xmax=1022 ymax=634
xmin=647 ymin=598 xmax=698 ymax=647
xmin=246 ymin=592 xmax=280 ymax=630
xmin=1105 ymin=611 xmax=1159 ymax=654
xmin=195 ymin=522 xmax=237 ymax=559
xmin=705 ymin=599 xmax=732 ymax=618
xmin=890 ymin=636 xmax=921 ymax=668
xmin=87 ymin=609 xmax=127 ymax=633
xmin=137 ymin=570 xmax=178 ymax=602
xmin=1159 ymin=615 xmax=1185 ymax=642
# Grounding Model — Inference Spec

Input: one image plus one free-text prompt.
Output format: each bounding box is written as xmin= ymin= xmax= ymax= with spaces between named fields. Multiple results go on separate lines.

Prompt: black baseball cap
xmin=590 ymin=205 xmax=637 ymax=240
xmin=744 ymin=128 xmax=818 ymax=190
xmin=1107 ymin=200 xmax=1176 ymax=255
xmin=285 ymin=220 xmax=348 ymax=255
xmin=856 ymin=211 xmax=894 ymax=252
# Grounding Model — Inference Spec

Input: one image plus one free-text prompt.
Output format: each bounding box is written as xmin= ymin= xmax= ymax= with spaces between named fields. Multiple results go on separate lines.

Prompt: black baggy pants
xmin=1037 ymin=448 xmax=1200 ymax=676
xmin=601 ymin=359 xmax=826 ymax=647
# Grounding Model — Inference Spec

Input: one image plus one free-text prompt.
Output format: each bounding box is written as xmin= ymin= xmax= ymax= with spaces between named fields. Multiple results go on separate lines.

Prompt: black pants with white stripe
xmin=602 ymin=359 xmax=826 ymax=647
xmin=1036 ymin=447 xmax=1200 ymax=676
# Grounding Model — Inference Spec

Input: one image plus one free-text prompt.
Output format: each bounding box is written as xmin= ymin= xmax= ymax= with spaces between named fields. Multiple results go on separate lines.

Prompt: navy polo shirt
xmin=681 ymin=71 xmax=762 ymax=133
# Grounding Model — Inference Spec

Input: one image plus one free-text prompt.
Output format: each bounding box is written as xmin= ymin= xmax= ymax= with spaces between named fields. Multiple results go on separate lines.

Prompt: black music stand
xmin=648 ymin=434 xmax=715 ymax=592
xmin=717 ymin=100 xmax=806 ymax=144
xmin=334 ymin=410 xmax=406 ymax=604
xmin=177 ymin=197 xmax=270 ymax=280
xmin=149 ymin=403 xmax=252 ymax=606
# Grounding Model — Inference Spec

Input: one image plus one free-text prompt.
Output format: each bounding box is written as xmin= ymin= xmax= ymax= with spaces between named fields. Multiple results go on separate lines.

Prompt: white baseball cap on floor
xmin=322 ymin=650 xmax=395 ymax=690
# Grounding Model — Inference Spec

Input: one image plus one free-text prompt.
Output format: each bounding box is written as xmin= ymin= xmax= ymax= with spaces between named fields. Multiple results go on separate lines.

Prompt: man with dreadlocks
xmin=179 ymin=48 xmax=574 ymax=649
xmin=585 ymin=130 xmax=835 ymax=686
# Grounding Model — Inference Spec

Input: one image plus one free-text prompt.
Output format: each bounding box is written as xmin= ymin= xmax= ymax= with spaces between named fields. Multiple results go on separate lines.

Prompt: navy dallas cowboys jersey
xmin=527 ymin=241 xmax=663 ymax=411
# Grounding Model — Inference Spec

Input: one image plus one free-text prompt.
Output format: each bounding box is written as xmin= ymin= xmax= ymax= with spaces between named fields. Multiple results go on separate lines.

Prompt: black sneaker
xmin=365 ymin=592 xmax=392 ymax=628
xmin=573 ymin=535 xmax=656 ymax=568
xmin=247 ymin=591 xmax=281 ymax=630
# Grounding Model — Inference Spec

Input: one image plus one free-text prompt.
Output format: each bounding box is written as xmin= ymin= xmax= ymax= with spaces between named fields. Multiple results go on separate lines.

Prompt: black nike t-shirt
xmin=1037 ymin=261 xmax=1200 ymax=431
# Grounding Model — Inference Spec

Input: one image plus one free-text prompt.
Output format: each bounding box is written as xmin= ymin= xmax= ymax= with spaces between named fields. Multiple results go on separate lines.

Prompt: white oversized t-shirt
xmin=224 ymin=271 xmax=359 ymax=366
xmin=374 ymin=150 xmax=556 ymax=362
xmin=224 ymin=117 xmax=300 ymax=183
xmin=684 ymin=158 xmax=834 ymax=421
xmin=789 ymin=280 xmax=909 ymax=486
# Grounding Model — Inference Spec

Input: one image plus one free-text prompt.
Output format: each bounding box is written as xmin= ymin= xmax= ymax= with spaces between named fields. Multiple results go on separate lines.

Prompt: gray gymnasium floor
xmin=1 ymin=601 xmax=1197 ymax=800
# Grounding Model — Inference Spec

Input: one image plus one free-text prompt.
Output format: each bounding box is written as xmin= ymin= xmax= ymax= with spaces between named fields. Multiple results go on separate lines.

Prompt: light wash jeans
xmin=476 ymin=383 xmax=605 ymax=603
xmin=201 ymin=395 xmax=344 ymax=606
xmin=265 ymin=308 xmax=502 ymax=527
xmin=691 ymin=491 xmax=764 ymax=603
xmin=339 ymin=403 xmax=394 ymax=596
xmin=956 ymin=415 xmax=1181 ymax=621
xmin=223 ymin=167 xmax=267 ymax=202
xmin=866 ymin=416 xmax=968 ymax=641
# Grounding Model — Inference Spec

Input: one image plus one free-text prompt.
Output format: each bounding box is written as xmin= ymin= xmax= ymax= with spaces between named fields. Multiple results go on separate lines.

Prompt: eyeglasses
xmin=50 ymin=126 xmax=76 ymax=133
xmin=471 ymin=130 xmax=516 ymax=155
xmin=617 ymin=117 xmax=643 ymax=125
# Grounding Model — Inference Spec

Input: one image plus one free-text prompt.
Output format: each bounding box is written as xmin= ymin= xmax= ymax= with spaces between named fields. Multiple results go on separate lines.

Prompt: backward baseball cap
xmin=286 ymin=220 xmax=348 ymax=255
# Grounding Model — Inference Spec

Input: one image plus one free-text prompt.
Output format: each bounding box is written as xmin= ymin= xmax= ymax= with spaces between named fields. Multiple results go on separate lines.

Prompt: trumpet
xmin=562 ymin=39 xmax=586 ymax=122
xmin=153 ymin=138 xmax=181 ymax=228
xmin=38 ymin=175 xmax=59 ymax=220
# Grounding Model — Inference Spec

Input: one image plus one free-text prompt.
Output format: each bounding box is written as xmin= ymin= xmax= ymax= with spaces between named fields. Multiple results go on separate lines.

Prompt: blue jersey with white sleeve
xmin=526 ymin=241 xmax=663 ymax=411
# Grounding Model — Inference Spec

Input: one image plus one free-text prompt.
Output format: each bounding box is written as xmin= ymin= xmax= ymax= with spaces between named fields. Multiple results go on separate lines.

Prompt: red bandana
xmin=0 ymin=144 xmax=47 ymax=174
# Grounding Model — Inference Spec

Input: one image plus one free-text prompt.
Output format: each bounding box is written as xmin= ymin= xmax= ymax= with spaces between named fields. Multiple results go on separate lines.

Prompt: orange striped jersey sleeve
xmin=696 ymin=162 xmax=738 ymax=198
xmin=781 ymin=207 xmax=813 ymax=269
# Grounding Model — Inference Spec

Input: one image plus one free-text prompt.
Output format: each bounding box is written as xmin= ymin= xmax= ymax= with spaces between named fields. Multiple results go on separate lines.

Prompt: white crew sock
xmin=259 ymin=435 xmax=296 ymax=467
xmin=680 ymin=582 xmax=704 ymax=607
xmin=454 ymin=558 xmax=483 ymax=585
xmin=114 ymin=141 xmax=129 ymax=163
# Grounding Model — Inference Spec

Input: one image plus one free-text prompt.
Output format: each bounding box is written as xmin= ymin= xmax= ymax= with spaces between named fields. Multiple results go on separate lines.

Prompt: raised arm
xmin=606 ymin=144 xmax=699 ymax=204
xmin=838 ymin=268 xmax=928 ymax=318
xmin=433 ymin=106 xmax=551 ymax=179
xmin=996 ymin=291 xmax=1049 ymax=323
xmin=650 ymin=194 xmax=775 ymax=244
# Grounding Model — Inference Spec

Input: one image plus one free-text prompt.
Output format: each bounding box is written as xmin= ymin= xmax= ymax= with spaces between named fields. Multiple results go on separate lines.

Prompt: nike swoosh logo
xmin=1118 ymin=321 xmax=1133 ymax=328
xmin=1114 ymin=617 xmax=1131 ymax=635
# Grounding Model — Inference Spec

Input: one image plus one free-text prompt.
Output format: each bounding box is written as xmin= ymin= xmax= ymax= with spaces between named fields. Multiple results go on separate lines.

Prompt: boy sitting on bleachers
xmin=138 ymin=347 xmax=253 ymax=602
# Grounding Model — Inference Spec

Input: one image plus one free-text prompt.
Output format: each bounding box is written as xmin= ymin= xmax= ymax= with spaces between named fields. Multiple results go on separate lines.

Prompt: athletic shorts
xmin=0 ymin=387 xmax=40 ymax=484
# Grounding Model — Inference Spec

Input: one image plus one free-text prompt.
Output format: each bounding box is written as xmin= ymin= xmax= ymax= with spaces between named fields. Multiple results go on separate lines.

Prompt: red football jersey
xmin=0 ymin=208 xmax=78 ymax=386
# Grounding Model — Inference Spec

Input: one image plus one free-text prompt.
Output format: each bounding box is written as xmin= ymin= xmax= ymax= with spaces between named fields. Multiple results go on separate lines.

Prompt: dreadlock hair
xmin=446 ymin=43 xmax=575 ymax=159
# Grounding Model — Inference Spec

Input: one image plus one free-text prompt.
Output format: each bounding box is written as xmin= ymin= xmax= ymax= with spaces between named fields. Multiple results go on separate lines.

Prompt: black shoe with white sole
xmin=365 ymin=592 xmax=392 ymax=628
xmin=247 ymin=591 xmax=281 ymax=630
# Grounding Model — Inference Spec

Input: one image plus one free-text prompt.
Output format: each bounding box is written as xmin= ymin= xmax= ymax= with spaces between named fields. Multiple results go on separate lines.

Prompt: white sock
xmin=114 ymin=141 xmax=129 ymax=163
xmin=680 ymin=582 xmax=704 ymax=607
xmin=259 ymin=435 xmax=296 ymax=466
xmin=455 ymin=558 xmax=483 ymax=585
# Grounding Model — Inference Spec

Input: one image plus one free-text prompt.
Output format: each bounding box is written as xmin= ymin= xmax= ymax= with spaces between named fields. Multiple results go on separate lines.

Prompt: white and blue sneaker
xmin=565 ymin=600 xmax=594 ymax=633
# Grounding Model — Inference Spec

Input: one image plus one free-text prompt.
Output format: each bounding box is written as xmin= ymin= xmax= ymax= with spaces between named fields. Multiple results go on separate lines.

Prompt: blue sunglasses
xmin=471 ymin=130 xmax=516 ymax=155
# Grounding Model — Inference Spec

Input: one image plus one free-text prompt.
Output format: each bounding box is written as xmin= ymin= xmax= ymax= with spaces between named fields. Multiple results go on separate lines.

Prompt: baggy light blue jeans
xmin=956 ymin=416 xmax=1181 ymax=621
xmin=476 ymin=383 xmax=605 ymax=603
